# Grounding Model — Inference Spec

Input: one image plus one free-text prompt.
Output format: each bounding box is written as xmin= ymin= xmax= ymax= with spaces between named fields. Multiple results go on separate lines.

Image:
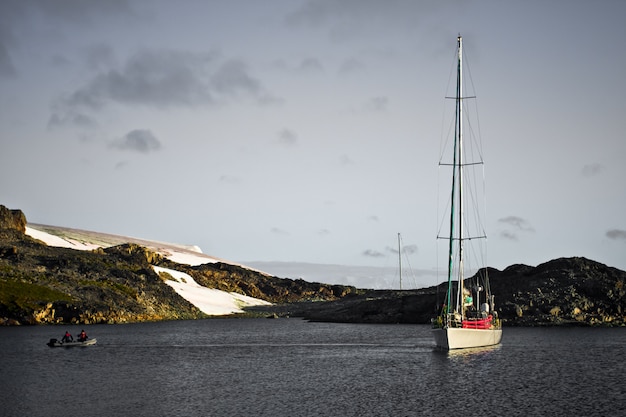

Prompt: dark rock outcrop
xmin=0 ymin=205 xmax=26 ymax=233
xmin=490 ymin=257 xmax=625 ymax=326
xmin=249 ymin=258 xmax=625 ymax=327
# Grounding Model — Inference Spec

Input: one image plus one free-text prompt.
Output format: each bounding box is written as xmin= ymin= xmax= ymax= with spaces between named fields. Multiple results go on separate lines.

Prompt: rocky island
xmin=1 ymin=205 xmax=624 ymax=326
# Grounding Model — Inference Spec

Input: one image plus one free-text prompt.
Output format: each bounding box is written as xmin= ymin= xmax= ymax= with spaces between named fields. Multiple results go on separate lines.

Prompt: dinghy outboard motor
xmin=47 ymin=338 xmax=58 ymax=347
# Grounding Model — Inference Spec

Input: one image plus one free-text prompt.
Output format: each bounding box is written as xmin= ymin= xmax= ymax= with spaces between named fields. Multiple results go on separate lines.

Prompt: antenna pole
xmin=398 ymin=232 xmax=402 ymax=290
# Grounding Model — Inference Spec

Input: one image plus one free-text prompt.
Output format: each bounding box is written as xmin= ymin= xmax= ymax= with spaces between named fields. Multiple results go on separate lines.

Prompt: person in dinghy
xmin=61 ymin=331 xmax=73 ymax=343
xmin=78 ymin=330 xmax=88 ymax=342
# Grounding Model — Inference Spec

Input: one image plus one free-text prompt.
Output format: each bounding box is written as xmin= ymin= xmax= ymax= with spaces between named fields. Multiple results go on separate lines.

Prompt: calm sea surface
xmin=1 ymin=319 xmax=624 ymax=416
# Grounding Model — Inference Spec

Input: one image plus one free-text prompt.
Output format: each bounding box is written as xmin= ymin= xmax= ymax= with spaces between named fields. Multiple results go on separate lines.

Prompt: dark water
xmin=1 ymin=319 xmax=624 ymax=416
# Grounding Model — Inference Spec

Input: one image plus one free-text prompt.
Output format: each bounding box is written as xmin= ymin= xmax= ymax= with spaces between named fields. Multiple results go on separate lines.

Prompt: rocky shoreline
xmin=249 ymin=257 xmax=626 ymax=327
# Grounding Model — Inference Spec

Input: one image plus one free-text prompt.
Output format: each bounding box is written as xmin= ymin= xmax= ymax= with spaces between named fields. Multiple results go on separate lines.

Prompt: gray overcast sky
xmin=1 ymin=0 xmax=625 ymax=288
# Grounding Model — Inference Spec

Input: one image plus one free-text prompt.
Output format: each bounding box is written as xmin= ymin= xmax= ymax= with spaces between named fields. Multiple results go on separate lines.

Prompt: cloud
xmin=212 ymin=59 xmax=261 ymax=97
xmin=257 ymin=93 xmax=285 ymax=106
xmin=27 ymin=0 xmax=135 ymax=24
xmin=363 ymin=249 xmax=385 ymax=258
xmin=277 ymin=129 xmax=298 ymax=146
xmin=364 ymin=96 xmax=388 ymax=111
xmin=271 ymin=57 xmax=324 ymax=76
xmin=318 ymin=228 xmax=331 ymax=236
xmin=111 ymin=129 xmax=162 ymax=153
xmin=64 ymin=49 xmax=217 ymax=109
xmin=498 ymin=216 xmax=534 ymax=241
xmin=339 ymin=57 xmax=366 ymax=75
xmin=50 ymin=49 xmax=277 ymax=132
xmin=386 ymin=244 xmax=417 ymax=255
xmin=0 ymin=3 xmax=20 ymax=79
xmin=218 ymin=175 xmax=241 ymax=184
xmin=404 ymin=244 xmax=418 ymax=255
xmin=399 ymin=244 xmax=418 ymax=255
xmin=50 ymin=54 xmax=71 ymax=68
xmin=498 ymin=216 xmax=534 ymax=231
xmin=271 ymin=227 xmax=289 ymax=235
xmin=285 ymin=0 xmax=436 ymax=42
xmin=298 ymin=57 xmax=324 ymax=73
xmin=47 ymin=112 xmax=98 ymax=130
xmin=339 ymin=154 xmax=353 ymax=165
xmin=58 ymin=49 xmax=273 ymax=113
xmin=606 ymin=229 xmax=626 ymax=241
xmin=83 ymin=43 xmax=117 ymax=71
xmin=582 ymin=163 xmax=604 ymax=177
xmin=0 ymin=0 xmax=134 ymax=79
xmin=500 ymin=230 xmax=518 ymax=241
xmin=0 ymin=43 xmax=17 ymax=78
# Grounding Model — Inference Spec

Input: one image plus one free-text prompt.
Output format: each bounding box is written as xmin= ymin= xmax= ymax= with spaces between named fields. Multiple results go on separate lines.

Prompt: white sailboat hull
xmin=432 ymin=327 xmax=502 ymax=350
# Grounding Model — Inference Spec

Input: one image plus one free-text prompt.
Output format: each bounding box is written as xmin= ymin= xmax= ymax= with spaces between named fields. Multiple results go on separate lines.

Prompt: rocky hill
xmin=1 ymin=205 xmax=624 ymax=326
xmin=251 ymin=258 xmax=625 ymax=327
xmin=0 ymin=205 xmax=358 ymax=325
xmin=490 ymin=258 xmax=624 ymax=326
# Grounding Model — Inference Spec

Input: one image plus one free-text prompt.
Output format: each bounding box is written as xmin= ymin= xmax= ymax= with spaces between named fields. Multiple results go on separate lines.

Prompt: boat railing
xmin=462 ymin=315 xmax=493 ymax=329
xmin=432 ymin=312 xmax=502 ymax=330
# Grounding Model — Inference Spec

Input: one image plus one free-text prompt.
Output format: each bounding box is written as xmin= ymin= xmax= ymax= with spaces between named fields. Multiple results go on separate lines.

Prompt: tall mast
xmin=457 ymin=35 xmax=465 ymax=320
xmin=445 ymin=36 xmax=464 ymax=319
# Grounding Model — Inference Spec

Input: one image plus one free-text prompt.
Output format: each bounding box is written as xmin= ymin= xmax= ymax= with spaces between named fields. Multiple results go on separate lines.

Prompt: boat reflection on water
xmin=438 ymin=343 xmax=502 ymax=358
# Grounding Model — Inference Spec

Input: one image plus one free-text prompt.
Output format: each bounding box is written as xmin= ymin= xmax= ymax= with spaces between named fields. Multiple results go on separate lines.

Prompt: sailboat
xmin=431 ymin=35 xmax=502 ymax=350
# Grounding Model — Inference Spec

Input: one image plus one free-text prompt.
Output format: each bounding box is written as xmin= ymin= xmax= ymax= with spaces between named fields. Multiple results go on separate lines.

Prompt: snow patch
xmin=154 ymin=266 xmax=271 ymax=315
xmin=25 ymin=226 xmax=101 ymax=251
